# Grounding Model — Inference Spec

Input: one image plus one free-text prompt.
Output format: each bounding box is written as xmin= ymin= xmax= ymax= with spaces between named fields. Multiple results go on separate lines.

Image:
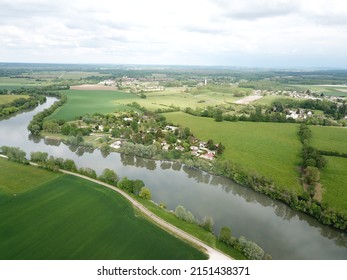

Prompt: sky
xmin=0 ymin=0 xmax=347 ymax=68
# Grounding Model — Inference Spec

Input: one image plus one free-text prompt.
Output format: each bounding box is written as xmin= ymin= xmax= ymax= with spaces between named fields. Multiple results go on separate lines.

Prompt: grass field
xmin=49 ymin=87 xmax=245 ymax=120
xmin=108 ymin=87 xmax=242 ymax=111
xmin=163 ymin=112 xmax=302 ymax=192
xmin=310 ymin=126 xmax=347 ymax=154
xmin=0 ymin=95 xmax=29 ymax=105
xmin=320 ymin=156 xmax=347 ymax=215
xmin=308 ymin=86 xmax=347 ymax=97
xmin=0 ymin=160 xmax=206 ymax=260
xmin=49 ymin=89 xmax=141 ymax=120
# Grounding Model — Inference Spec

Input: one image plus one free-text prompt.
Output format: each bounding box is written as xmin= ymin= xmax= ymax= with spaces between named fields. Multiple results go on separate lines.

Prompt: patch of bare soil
xmin=70 ymin=84 xmax=118 ymax=91
xmin=313 ymin=183 xmax=323 ymax=202
xmin=233 ymin=95 xmax=263 ymax=104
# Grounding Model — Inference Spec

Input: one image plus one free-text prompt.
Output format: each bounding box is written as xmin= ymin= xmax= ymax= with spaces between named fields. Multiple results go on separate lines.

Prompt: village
xmin=43 ymin=109 xmax=224 ymax=161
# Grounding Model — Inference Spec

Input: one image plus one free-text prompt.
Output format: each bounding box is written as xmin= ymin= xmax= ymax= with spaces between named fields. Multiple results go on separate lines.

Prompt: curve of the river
xmin=0 ymin=97 xmax=346 ymax=260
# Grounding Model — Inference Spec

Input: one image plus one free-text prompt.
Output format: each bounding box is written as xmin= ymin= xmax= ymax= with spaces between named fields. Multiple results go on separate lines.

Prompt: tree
xmin=216 ymin=142 xmax=225 ymax=155
xmin=111 ymin=127 xmax=121 ymax=138
xmin=99 ymin=168 xmax=119 ymax=185
xmin=175 ymin=205 xmax=187 ymax=220
xmin=304 ymin=166 xmax=320 ymax=185
xmin=200 ymin=216 xmax=214 ymax=232
xmin=1 ymin=146 xmax=28 ymax=164
xmin=133 ymin=179 xmax=145 ymax=195
xmin=139 ymin=187 xmax=151 ymax=200
xmin=219 ymin=227 xmax=232 ymax=243
xmin=214 ymin=109 xmax=223 ymax=122
xmin=30 ymin=151 xmax=48 ymax=163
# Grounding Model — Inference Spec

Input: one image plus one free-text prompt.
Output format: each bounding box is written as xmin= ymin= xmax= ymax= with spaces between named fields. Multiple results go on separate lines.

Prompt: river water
xmin=0 ymin=97 xmax=346 ymax=259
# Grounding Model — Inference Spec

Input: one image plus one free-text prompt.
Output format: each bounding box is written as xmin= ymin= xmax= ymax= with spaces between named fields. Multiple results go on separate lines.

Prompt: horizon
xmin=1 ymin=61 xmax=347 ymax=71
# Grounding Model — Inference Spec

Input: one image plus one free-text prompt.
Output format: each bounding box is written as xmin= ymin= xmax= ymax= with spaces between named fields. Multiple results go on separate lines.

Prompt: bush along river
xmin=0 ymin=97 xmax=346 ymax=259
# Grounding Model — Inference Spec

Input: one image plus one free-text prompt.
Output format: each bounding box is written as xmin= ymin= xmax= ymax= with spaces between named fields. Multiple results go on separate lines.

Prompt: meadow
xmin=124 ymin=87 xmax=241 ymax=111
xmin=49 ymin=89 xmax=141 ymax=120
xmin=0 ymin=159 xmax=206 ymax=260
xmin=310 ymin=126 xmax=347 ymax=154
xmin=309 ymin=85 xmax=347 ymax=97
xmin=0 ymin=95 xmax=29 ymax=105
xmin=163 ymin=112 xmax=302 ymax=192
xmin=320 ymin=156 xmax=347 ymax=215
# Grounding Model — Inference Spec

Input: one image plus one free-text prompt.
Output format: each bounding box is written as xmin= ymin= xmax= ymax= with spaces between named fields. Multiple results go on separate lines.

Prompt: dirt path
xmin=59 ymin=169 xmax=232 ymax=260
xmin=233 ymin=95 xmax=263 ymax=104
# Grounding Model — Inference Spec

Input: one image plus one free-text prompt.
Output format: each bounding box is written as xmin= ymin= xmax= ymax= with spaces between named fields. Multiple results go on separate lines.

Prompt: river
xmin=0 ymin=97 xmax=346 ymax=259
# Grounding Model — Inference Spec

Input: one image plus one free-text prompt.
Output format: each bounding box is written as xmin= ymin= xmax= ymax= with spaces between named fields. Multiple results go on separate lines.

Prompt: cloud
xmin=213 ymin=0 xmax=300 ymax=20
xmin=0 ymin=0 xmax=347 ymax=67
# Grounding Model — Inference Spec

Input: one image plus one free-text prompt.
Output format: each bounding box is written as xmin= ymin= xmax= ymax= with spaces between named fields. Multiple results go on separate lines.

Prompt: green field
xmin=163 ymin=112 xmax=302 ymax=192
xmin=320 ymin=156 xmax=347 ymax=215
xmin=0 ymin=159 xmax=206 ymax=260
xmin=49 ymin=90 xmax=141 ymax=120
xmin=308 ymin=85 xmax=347 ymax=97
xmin=123 ymin=88 xmax=241 ymax=111
xmin=310 ymin=126 xmax=347 ymax=154
xmin=0 ymin=95 xmax=29 ymax=105
xmin=52 ymin=86 xmax=244 ymax=117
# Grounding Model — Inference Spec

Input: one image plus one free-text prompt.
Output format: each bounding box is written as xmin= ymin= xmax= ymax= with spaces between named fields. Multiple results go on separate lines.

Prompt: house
xmin=175 ymin=146 xmax=185 ymax=152
xmin=200 ymin=152 xmax=215 ymax=160
xmin=199 ymin=142 xmax=207 ymax=149
xmin=165 ymin=125 xmax=178 ymax=131
xmin=110 ymin=140 xmax=122 ymax=149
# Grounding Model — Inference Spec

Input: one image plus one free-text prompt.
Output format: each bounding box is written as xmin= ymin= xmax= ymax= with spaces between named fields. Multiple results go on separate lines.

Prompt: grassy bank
xmin=136 ymin=197 xmax=247 ymax=260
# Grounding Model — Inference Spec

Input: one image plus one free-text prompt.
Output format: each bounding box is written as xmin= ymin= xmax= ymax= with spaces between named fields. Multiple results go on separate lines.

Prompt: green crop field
xmin=310 ymin=126 xmax=347 ymax=154
xmin=0 ymin=159 xmax=206 ymax=260
xmin=320 ymin=156 xmax=347 ymax=215
xmin=163 ymin=112 xmax=302 ymax=192
xmin=49 ymin=89 xmax=142 ymax=120
xmin=0 ymin=95 xmax=29 ymax=105
xmin=110 ymin=87 xmax=242 ymax=112
xmin=308 ymin=86 xmax=347 ymax=97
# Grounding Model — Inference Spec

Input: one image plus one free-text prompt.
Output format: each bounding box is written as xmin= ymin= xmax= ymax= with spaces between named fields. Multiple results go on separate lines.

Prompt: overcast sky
xmin=1 ymin=0 xmax=347 ymax=68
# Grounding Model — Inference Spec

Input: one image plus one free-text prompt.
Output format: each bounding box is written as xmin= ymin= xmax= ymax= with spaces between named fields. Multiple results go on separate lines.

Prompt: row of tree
xmin=27 ymin=93 xmax=67 ymax=135
xmin=0 ymin=95 xmax=46 ymax=118
xmin=298 ymin=124 xmax=326 ymax=197
xmin=174 ymin=204 xmax=269 ymax=260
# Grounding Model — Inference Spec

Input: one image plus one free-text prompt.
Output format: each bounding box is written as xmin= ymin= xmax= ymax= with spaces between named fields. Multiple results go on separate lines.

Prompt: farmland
xmin=320 ymin=156 xmax=347 ymax=215
xmin=0 ymin=158 xmax=206 ymax=260
xmin=50 ymin=86 xmax=247 ymax=120
xmin=48 ymin=89 xmax=141 ymax=121
xmin=0 ymin=95 xmax=29 ymax=105
xmin=163 ymin=112 xmax=302 ymax=192
xmin=310 ymin=126 xmax=347 ymax=154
